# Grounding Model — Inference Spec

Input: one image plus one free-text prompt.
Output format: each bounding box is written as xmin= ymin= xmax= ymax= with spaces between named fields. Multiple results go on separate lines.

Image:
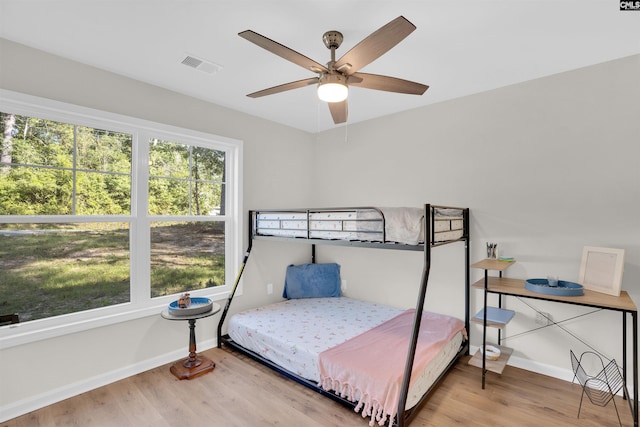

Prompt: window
xmin=147 ymin=139 xmax=227 ymax=298
xmin=0 ymin=90 xmax=242 ymax=347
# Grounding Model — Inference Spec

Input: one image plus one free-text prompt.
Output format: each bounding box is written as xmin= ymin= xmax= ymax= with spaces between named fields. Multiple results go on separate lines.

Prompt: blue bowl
xmin=525 ymin=278 xmax=584 ymax=296
xmin=168 ymin=297 xmax=213 ymax=315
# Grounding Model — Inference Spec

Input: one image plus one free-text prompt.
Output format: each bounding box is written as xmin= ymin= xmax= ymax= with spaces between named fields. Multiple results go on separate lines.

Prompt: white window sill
xmin=0 ymin=288 xmax=231 ymax=350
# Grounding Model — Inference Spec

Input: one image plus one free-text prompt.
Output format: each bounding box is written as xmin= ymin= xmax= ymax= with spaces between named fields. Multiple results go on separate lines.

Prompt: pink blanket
xmin=318 ymin=309 xmax=466 ymax=426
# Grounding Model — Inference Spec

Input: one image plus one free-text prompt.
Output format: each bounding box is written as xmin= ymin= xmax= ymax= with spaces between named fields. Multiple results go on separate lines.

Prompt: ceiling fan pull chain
xmin=344 ymin=121 xmax=349 ymax=144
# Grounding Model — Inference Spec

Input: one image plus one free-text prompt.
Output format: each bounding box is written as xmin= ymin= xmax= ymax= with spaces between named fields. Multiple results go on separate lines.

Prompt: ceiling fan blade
xmin=239 ymin=30 xmax=328 ymax=73
xmin=328 ymin=99 xmax=348 ymax=124
xmin=334 ymin=16 xmax=416 ymax=75
xmin=247 ymin=77 xmax=319 ymax=98
xmin=349 ymin=73 xmax=428 ymax=95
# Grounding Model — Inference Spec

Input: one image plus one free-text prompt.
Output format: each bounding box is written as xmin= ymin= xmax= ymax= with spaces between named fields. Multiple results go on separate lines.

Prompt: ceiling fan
xmin=239 ymin=16 xmax=428 ymax=125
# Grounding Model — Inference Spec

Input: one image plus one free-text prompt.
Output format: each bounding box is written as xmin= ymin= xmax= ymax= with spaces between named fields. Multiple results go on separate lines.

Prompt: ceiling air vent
xmin=180 ymin=54 xmax=222 ymax=74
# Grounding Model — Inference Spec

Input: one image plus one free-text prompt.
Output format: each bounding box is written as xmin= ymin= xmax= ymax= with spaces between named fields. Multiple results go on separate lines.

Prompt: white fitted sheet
xmin=227 ymin=297 xmax=464 ymax=409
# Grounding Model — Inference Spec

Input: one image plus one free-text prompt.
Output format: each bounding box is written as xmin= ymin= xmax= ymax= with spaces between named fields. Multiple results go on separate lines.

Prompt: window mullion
xmin=188 ymin=146 xmax=193 ymax=215
xmin=72 ymin=124 xmax=77 ymax=215
xmin=129 ymin=132 xmax=151 ymax=304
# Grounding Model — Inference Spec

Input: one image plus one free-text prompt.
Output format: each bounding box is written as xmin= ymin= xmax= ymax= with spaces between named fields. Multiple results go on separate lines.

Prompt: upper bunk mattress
xmin=254 ymin=207 xmax=464 ymax=245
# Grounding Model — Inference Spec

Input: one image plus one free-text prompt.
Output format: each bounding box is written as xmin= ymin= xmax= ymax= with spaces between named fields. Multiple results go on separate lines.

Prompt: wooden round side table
xmin=161 ymin=302 xmax=221 ymax=380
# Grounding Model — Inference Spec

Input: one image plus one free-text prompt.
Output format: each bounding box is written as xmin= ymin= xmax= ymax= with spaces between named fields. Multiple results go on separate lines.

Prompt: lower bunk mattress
xmin=228 ymin=297 xmax=466 ymax=425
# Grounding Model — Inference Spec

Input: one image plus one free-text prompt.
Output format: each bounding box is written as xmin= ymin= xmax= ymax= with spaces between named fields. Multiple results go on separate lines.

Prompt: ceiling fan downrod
xmin=322 ymin=31 xmax=343 ymax=71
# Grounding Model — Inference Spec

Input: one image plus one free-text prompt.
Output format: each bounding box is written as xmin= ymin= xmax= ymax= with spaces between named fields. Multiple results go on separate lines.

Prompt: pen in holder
xmin=487 ymin=242 xmax=497 ymax=259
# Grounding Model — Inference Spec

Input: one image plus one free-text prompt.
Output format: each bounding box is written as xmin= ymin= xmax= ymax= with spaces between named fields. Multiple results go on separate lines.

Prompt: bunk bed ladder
xmin=464 ymin=207 xmax=471 ymax=352
xmin=217 ymin=214 xmax=254 ymax=347
xmin=396 ymin=204 xmax=432 ymax=427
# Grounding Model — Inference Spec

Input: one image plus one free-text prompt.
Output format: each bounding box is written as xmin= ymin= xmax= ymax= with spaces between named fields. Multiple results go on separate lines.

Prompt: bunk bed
xmin=217 ymin=204 xmax=470 ymax=427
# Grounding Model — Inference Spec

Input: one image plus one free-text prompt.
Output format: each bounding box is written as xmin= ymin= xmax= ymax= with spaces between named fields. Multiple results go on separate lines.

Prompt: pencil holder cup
xmin=486 ymin=243 xmax=497 ymax=259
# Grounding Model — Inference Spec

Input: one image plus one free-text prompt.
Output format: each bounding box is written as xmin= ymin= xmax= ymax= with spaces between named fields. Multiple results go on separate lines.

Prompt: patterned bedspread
xmin=228 ymin=297 xmax=402 ymax=381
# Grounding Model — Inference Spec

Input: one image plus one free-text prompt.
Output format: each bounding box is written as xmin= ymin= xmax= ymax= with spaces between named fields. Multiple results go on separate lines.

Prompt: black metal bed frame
xmin=216 ymin=204 xmax=470 ymax=427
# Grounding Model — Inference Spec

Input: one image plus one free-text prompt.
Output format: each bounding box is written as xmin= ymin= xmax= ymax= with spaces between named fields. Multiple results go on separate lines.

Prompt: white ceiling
xmin=1 ymin=1 xmax=639 ymax=133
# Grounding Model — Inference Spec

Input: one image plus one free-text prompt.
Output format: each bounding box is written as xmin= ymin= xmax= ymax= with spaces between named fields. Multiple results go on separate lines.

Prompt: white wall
xmin=1 ymin=36 xmax=638 ymax=420
xmin=311 ymin=54 xmax=640 ymax=380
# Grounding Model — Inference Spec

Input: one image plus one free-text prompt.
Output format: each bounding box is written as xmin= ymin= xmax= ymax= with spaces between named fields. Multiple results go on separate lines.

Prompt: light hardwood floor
xmin=3 ymin=347 xmax=634 ymax=426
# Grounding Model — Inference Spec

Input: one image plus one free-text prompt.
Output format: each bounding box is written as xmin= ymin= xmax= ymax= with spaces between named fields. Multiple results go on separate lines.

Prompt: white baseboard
xmin=1 ymin=338 xmax=217 ymax=423
xmin=508 ymin=353 xmax=576 ymax=382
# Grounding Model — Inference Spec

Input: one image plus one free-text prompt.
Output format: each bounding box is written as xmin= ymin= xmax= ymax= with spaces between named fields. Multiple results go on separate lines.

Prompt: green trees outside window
xmin=1 ymin=113 xmax=132 ymax=215
xmin=1 ymin=111 xmax=229 ymax=323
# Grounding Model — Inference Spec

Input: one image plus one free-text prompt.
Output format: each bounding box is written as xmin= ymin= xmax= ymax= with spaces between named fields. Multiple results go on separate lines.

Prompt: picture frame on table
xmin=579 ymin=246 xmax=625 ymax=296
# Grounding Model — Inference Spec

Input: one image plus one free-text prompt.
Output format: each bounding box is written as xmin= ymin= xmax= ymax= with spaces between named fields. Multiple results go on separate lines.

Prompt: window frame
xmin=0 ymin=89 xmax=243 ymax=349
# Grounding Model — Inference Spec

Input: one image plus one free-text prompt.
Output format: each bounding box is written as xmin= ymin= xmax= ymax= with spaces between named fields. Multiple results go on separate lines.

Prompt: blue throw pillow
xmin=283 ymin=263 xmax=342 ymax=299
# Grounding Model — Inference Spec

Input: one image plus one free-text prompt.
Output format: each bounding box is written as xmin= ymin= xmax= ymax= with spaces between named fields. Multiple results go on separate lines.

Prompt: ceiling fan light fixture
xmin=317 ymin=74 xmax=348 ymax=103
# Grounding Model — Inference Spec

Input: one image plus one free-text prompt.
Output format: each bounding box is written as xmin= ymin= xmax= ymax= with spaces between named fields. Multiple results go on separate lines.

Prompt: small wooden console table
xmin=471 ymin=259 xmax=638 ymax=427
xmin=161 ymin=303 xmax=221 ymax=380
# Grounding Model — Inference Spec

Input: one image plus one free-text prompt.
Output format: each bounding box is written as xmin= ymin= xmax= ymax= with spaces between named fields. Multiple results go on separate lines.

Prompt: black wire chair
xmin=570 ymin=350 xmax=625 ymax=427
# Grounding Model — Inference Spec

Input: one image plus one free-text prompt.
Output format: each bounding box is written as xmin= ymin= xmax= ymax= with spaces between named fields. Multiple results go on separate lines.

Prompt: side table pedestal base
xmin=170 ymin=355 xmax=215 ymax=380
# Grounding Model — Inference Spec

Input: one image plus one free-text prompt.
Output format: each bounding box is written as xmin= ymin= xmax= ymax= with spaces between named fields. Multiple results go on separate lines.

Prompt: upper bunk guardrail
xmin=250 ymin=205 xmax=469 ymax=250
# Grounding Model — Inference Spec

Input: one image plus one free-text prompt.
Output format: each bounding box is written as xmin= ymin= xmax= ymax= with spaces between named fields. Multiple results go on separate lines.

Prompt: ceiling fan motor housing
xmin=319 ymin=73 xmax=346 ymax=85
